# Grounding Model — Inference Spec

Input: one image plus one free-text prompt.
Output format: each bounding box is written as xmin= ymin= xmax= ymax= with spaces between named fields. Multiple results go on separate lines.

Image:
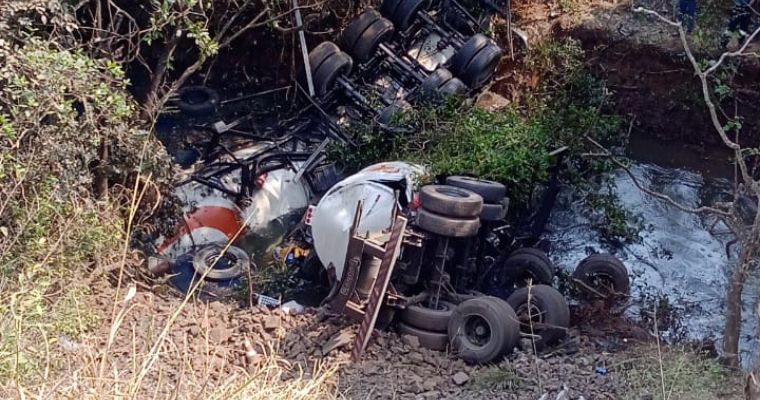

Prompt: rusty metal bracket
xmin=352 ymin=215 xmax=408 ymax=361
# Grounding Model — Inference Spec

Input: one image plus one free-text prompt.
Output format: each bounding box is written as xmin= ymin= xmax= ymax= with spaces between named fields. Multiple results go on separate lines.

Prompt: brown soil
xmin=567 ymin=27 xmax=760 ymax=147
xmin=492 ymin=0 xmax=760 ymax=148
xmin=61 ymin=283 xmax=675 ymax=400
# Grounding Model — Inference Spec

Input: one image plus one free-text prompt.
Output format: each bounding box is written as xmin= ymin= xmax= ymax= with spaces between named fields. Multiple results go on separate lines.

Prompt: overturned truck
xmin=308 ymin=162 xmax=630 ymax=364
xmin=150 ymin=0 xmax=630 ymax=365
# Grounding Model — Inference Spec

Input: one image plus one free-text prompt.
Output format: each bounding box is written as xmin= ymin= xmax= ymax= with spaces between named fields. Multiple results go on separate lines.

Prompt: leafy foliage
xmin=330 ymin=38 xmax=625 ymax=209
xmin=0 ymin=1 xmax=171 ymax=383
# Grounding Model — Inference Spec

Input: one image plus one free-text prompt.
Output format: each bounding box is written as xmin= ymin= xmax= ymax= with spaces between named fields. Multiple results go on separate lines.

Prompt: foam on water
xmin=546 ymin=162 xmax=758 ymax=362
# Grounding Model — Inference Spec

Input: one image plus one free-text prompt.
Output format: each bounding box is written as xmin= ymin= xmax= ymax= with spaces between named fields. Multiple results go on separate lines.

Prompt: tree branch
xmin=633 ymin=5 xmax=759 ymax=195
xmin=584 ymin=136 xmax=732 ymax=216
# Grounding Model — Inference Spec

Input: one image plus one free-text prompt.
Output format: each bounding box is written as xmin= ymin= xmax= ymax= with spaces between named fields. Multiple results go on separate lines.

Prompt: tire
xmin=312 ymin=48 xmax=353 ymax=97
xmin=445 ymin=176 xmax=506 ymax=203
xmin=480 ymin=203 xmax=506 ymax=221
xmin=483 ymin=296 xmax=521 ymax=355
xmin=192 ymin=244 xmax=249 ymax=280
xmin=307 ymin=41 xmax=340 ymax=78
xmin=342 ymin=12 xmax=394 ymax=62
xmin=498 ymin=248 xmax=555 ymax=287
xmin=416 ymin=208 xmax=480 ymax=237
xmin=506 ymin=285 xmax=570 ymax=349
xmin=438 ymin=78 xmax=468 ymax=96
xmin=459 ymin=43 xmax=502 ymax=89
xmin=419 ymin=185 xmax=483 ymax=218
xmin=341 ymin=10 xmax=381 ymax=55
xmin=447 ymin=296 xmax=520 ymax=364
xmin=389 ymin=0 xmax=424 ymax=30
xmin=573 ymin=254 xmax=630 ymax=299
xmin=400 ymin=301 xmax=456 ymax=332
xmin=449 ymin=34 xmax=502 ymax=88
xmin=379 ymin=0 xmax=402 ymax=20
xmin=177 ymin=86 xmax=220 ymax=117
xmin=420 ymin=68 xmax=468 ymax=102
xmin=398 ymin=321 xmax=448 ymax=351
xmin=449 ymin=34 xmax=490 ymax=78
xmin=421 ymin=68 xmax=453 ymax=93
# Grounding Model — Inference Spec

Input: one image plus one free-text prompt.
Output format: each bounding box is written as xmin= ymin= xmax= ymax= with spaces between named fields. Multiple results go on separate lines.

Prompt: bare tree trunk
xmin=93 ymin=139 xmax=109 ymax=199
xmin=142 ymin=33 xmax=179 ymax=119
xmin=746 ymin=304 xmax=760 ymax=399
xmin=724 ymin=265 xmax=745 ymax=367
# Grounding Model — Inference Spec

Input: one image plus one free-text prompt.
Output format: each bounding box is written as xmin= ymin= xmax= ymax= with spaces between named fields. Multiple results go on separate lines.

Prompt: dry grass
xmin=619 ymin=344 xmax=743 ymax=400
xmin=0 ymin=283 xmax=340 ymax=400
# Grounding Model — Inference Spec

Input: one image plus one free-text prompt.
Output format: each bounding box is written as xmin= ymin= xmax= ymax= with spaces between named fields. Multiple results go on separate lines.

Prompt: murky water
xmin=546 ymin=134 xmax=758 ymax=363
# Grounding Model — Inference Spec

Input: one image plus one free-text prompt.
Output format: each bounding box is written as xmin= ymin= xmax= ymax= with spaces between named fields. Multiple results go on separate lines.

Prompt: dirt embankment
xmin=499 ymin=0 xmax=760 ymax=149
xmin=567 ymin=27 xmax=760 ymax=148
xmin=66 ymin=283 xmax=740 ymax=400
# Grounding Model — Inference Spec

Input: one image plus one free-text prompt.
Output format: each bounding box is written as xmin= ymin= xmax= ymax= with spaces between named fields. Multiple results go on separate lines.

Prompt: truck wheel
xmin=400 ymin=301 xmax=456 ymax=332
xmin=479 ymin=202 xmax=506 ymax=221
xmin=449 ymin=34 xmax=490 ymax=77
xmin=422 ymin=68 xmax=452 ymax=92
xmin=460 ymin=43 xmax=502 ymax=88
xmin=445 ymin=175 xmax=506 ymax=203
xmin=353 ymin=18 xmax=394 ymax=62
xmin=416 ymin=208 xmax=480 ymax=238
xmin=499 ymin=248 xmax=555 ymax=288
xmin=438 ymin=77 xmax=468 ymax=96
xmin=312 ymin=47 xmax=353 ymax=97
xmin=307 ymin=41 xmax=340 ymax=77
xmin=421 ymin=68 xmax=467 ymax=101
xmin=419 ymin=185 xmax=483 ymax=218
xmin=192 ymin=244 xmax=249 ymax=280
xmin=506 ymin=285 xmax=570 ymax=349
xmin=449 ymin=34 xmax=502 ymax=88
xmin=341 ymin=10 xmax=381 ymax=55
xmin=573 ymin=254 xmax=630 ymax=299
xmin=398 ymin=321 xmax=448 ymax=351
xmin=484 ymin=296 xmax=522 ymax=355
xmin=177 ymin=86 xmax=220 ymax=117
xmin=379 ymin=0 xmax=402 ymax=21
xmin=342 ymin=11 xmax=394 ymax=62
xmin=389 ymin=0 xmax=424 ymax=30
xmin=447 ymin=296 xmax=519 ymax=364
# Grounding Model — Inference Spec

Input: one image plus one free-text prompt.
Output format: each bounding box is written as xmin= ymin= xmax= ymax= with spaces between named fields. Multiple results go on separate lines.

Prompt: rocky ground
xmin=65 ymin=282 xmax=741 ymax=400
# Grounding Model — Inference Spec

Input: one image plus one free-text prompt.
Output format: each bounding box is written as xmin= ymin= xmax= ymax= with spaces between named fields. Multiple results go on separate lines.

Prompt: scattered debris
xmin=280 ymin=300 xmax=305 ymax=315
xmin=452 ymin=371 xmax=470 ymax=386
xmin=322 ymin=329 xmax=355 ymax=356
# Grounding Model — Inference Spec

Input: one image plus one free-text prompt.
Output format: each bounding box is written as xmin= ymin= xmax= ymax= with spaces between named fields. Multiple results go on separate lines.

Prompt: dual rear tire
xmin=416 ymin=185 xmax=483 ymax=237
xmin=306 ymin=42 xmax=353 ymax=97
xmin=398 ymin=296 xmax=521 ymax=364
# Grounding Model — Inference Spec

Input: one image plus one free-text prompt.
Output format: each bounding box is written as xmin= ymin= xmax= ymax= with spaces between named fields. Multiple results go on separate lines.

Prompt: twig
xmin=583 ymin=136 xmax=732 ymax=216
xmin=653 ymin=302 xmax=668 ymax=400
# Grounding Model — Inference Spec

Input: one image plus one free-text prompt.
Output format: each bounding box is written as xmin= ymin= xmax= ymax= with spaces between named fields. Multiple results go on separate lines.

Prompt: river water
xmin=545 ymin=133 xmax=758 ymax=364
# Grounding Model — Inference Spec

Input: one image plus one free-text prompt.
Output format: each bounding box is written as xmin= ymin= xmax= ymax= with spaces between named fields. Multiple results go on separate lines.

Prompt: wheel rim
xmin=515 ymin=301 xmax=546 ymax=329
xmin=206 ymin=252 xmax=237 ymax=270
xmin=463 ymin=314 xmax=492 ymax=347
xmin=587 ymin=272 xmax=617 ymax=296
